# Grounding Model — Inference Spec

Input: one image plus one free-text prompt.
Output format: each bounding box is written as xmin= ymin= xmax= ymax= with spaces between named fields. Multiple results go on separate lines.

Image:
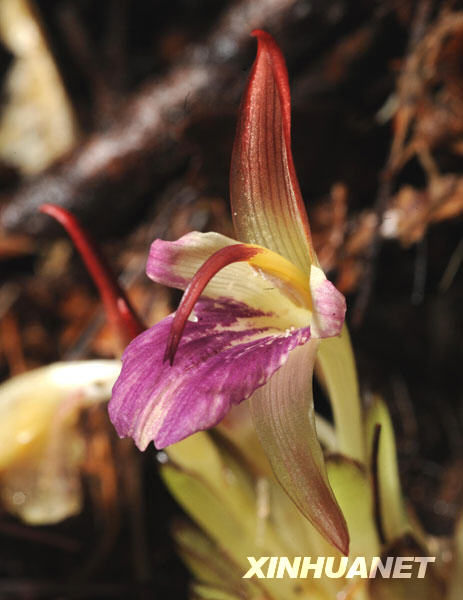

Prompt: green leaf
xmin=163 ymin=431 xmax=330 ymax=599
xmin=326 ymin=456 xmax=380 ymax=561
xmin=174 ymin=521 xmax=259 ymax=598
xmin=365 ymin=395 xmax=409 ymax=543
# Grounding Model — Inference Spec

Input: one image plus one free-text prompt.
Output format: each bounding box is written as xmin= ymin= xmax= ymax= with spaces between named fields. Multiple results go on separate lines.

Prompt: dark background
xmin=0 ymin=0 xmax=462 ymax=598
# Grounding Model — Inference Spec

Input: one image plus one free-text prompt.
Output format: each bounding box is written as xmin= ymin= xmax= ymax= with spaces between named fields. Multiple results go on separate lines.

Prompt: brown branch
xmin=0 ymin=0 xmax=301 ymax=237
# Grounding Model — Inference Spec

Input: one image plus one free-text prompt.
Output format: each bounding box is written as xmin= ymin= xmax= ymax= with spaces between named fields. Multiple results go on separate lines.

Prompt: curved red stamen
xmin=40 ymin=204 xmax=145 ymax=346
xmin=165 ymin=244 xmax=261 ymax=365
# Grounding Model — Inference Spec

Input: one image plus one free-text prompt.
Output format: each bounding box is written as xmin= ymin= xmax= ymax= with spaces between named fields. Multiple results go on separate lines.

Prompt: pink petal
xmin=310 ymin=266 xmax=346 ymax=338
xmin=147 ymin=231 xmax=266 ymax=297
xmin=249 ymin=340 xmax=350 ymax=555
xmin=230 ymin=30 xmax=315 ymax=273
xmin=146 ymin=231 xmax=311 ymax=328
xmin=146 ymin=231 xmax=229 ymax=291
xmin=109 ymin=297 xmax=312 ymax=450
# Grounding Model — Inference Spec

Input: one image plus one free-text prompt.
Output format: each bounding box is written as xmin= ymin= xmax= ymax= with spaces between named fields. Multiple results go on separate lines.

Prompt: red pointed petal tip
xmin=335 ymin=528 xmax=350 ymax=557
xmin=165 ymin=244 xmax=261 ymax=365
xmin=250 ymin=29 xmax=291 ymax=138
xmin=230 ymin=30 xmax=315 ymax=271
xmin=249 ymin=30 xmax=298 ymax=212
xmin=40 ymin=203 xmax=145 ymax=346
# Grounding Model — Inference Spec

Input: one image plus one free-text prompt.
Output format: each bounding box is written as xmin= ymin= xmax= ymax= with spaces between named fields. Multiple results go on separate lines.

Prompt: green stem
xmin=317 ymin=325 xmax=365 ymax=463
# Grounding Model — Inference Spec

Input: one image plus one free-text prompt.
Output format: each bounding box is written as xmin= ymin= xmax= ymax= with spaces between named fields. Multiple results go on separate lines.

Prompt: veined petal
xmin=109 ymin=297 xmax=312 ymax=450
xmin=146 ymin=231 xmax=233 ymax=292
xmin=249 ymin=341 xmax=349 ymax=555
xmin=149 ymin=231 xmax=310 ymax=302
xmin=164 ymin=242 xmax=312 ymax=363
xmin=147 ymin=231 xmax=344 ymax=364
xmin=230 ymin=30 xmax=315 ymax=273
xmin=147 ymin=231 xmax=310 ymax=326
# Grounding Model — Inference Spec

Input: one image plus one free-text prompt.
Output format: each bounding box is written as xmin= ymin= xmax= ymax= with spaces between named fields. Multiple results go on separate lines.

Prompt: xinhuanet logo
xmin=242 ymin=556 xmax=436 ymax=579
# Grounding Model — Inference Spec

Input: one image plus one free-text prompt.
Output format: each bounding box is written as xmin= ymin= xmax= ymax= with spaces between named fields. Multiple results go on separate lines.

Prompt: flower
xmin=109 ymin=30 xmax=349 ymax=554
xmin=0 ymin=360 xmax=120 ymax=524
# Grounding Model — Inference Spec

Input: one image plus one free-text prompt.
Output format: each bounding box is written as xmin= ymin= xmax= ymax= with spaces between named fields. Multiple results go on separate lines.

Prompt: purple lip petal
xmin=109 ymin=297 xmax=311 ymax=450
xmin=164 ymin=244 xmax=261 ymax=365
